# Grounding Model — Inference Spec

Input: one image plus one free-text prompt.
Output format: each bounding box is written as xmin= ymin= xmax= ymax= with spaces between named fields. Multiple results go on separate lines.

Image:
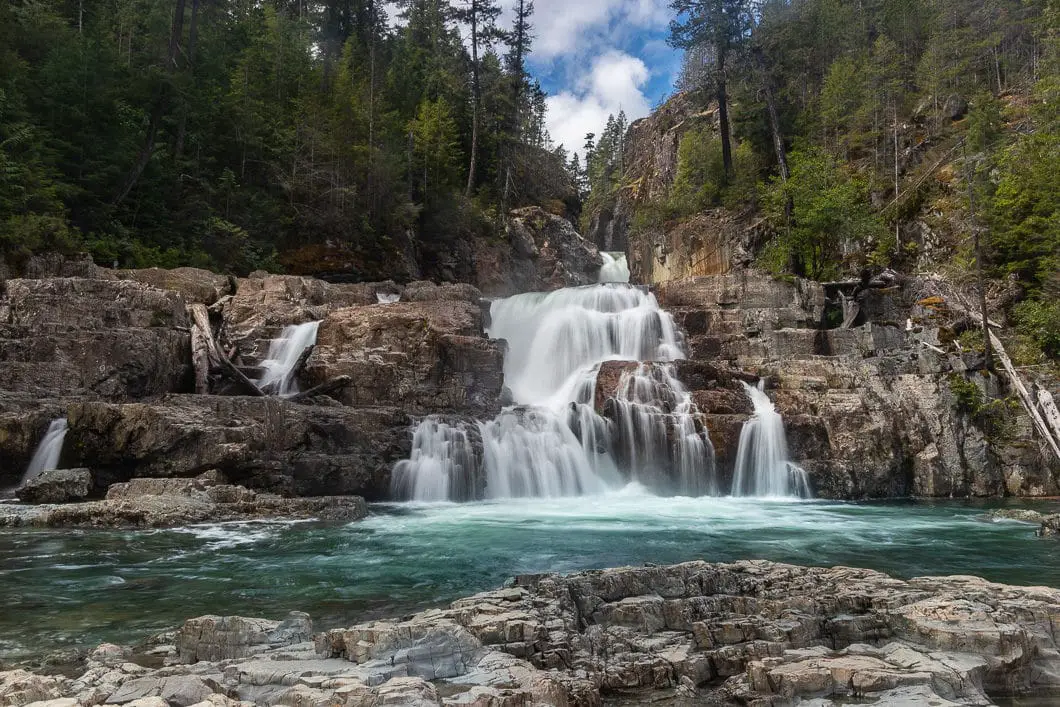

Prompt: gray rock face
xmin=0 ymin=278 xmax=192 ymax=400
xmin=306 ymin=299 xmax=505 ymax=416
xmin=17 ymin=468 xmax=93 ymax=504
xmin=62 ymin=396 xmax=411 ymax=498
xmin=656 ymin=270 xmax=1060 ymax=498
xmin=177 ymin=612 xmax=313 ymax=664
xmin=473 ymin=206 xmax=603 ymax=296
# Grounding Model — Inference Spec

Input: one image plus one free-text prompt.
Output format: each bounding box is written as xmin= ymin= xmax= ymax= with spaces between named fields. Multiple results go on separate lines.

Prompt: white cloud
xmin=545 ymin=50 xmax=652 ymax=159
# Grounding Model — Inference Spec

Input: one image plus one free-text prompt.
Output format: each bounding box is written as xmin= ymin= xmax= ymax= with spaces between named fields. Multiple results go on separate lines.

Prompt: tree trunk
xmin=174 ymin=0 xmax=200 ymax=162
xmin=717 ymin=70 xmax=733 ymax=177
xmin=188 ymin=303 xmax=220 ymax=394
xmin=465 ymin=11 xmax=480 ymax=198
xmin=114 ymin=0 xmax=187 ymax=205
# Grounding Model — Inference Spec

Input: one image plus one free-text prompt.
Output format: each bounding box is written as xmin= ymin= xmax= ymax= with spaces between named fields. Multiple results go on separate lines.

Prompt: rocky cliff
xmin=0 ymin=258 xmax=508 ymax=505
xmin=653 ymin=270 xmax=1060 ymax=498
xmin=4 ymin=560 xmax=1058 ymax=705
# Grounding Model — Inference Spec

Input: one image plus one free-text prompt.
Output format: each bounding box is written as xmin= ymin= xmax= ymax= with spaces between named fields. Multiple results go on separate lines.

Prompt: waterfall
xmin=392 ymin=284 xmax=719 ymax=501
xmin=22 ymin=418 xmax=68 ymax=485
xmin=598 ymin=252 xmax=630 ymax=284
xmin=609 ymin=364 xmax=716 ymax=496
xmin=731 ymin=381 xmax=812 ymax=498
xmin=377 ymin=293 xmax=401 ymax=304
xmin=256 ymin=321 xmax=321 ymax=396
xmin=391 ymin=418 xmax=478 ymax=502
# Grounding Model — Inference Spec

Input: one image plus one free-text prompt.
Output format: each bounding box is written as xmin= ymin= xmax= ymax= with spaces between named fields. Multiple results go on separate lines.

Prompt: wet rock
xmin=473 ymin=207 xmax=602 ymax=296
xmin=989 ymin=508 xmax=1046 ymax=523
xmin=17 ymin=468 xmax=93 ymax=504
xmin=306 ymin=300 xmax=504 ymax=415
xmin=0 ymin=478 xmax=367 ymax=528
xmin=64 ymin=396 xmax=411 ymax=498
xmin=1040 ymin=514 xmax=1060 ymax=537
xmin=402 ymin=281 xmax=482 ymax=303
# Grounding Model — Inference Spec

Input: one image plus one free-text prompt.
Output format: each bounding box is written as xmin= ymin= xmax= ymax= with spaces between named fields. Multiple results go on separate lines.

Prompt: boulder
xmin=0 ymin=669 xmax=66 ymax=706
xmin=1040 ymin=514 xmax=1060 ymax=537
xmin=473 ymin=207 xmax=602 ymax=296
xmin=64 ymin=396 xmax=411 ymax=498
xmin=305 ymin=300 xmax=505 ymax=415
xmin=17 ymin=468 xmax=93 ymax=504
xmin=177 ymin=612 xmax=312 ymax=663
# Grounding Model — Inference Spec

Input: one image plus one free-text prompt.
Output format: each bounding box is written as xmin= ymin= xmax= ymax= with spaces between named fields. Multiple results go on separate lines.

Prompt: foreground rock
xmin=0 ymin=476 xmax=366 ymax=528
xmin=16 ymin=468 xmax=92 ymax=504
xmin=5 ymin=561 xmax=1057 ymax=706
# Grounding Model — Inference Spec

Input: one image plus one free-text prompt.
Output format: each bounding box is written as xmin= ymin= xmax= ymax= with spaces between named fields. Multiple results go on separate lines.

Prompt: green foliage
xmin=760 ymin=147 xmax=887 ymax=279
xmin=946 ymin=373 xmax=1020 ymax=441
xmin=0 ymin=0 xmax=565 ymax=278
xmin=669 ymin=127 xmax=726 ymax=215
xmin=1011 ymin=300 xmax=1060 ymax=360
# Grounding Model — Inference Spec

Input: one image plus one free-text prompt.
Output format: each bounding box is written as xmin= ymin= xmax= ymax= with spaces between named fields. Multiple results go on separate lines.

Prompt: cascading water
xmin=22 ymin=418 xmax=68 ymax=485
xmin=731 ymin=381 xmax=812 ymax=498
xmin=391 ymin=418 xmax=478 ymax=502
xmin=256 ymin=321 xmax=321 ymax=396
xmin=393 ymin=284 xmax=718 ymax=500
xmin=609 ymin=364 xmax=716 ymax=495
xmin=376 ymin=293 xmax=401 ymax=304
xmin=598 ymin=252 xmax=630 ymax=284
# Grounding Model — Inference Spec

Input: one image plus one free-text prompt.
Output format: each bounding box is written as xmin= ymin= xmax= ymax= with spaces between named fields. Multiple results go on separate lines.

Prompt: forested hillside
xmin=582 ymin=0 xmax=1058 ymax=361
xmin=0 ymin=0 xmax=577 ymax=278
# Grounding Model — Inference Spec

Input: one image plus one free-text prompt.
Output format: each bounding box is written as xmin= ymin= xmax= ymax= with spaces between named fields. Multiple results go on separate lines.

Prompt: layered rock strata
xmin=4 ymin=560 xmax=1057 ymax=706
xmin=655 ymin=270 xmax=1060 ymax=498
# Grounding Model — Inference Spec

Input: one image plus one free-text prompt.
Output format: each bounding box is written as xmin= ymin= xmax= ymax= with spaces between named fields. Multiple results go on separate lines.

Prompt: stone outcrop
xmin=656 ymin=270 xmax=1060 ymax=498
xmin=0 ymin=474 xmax=367 ymax=528
xmin=7 ymin=560 xmax=1058 ymax=706
xmin=473 ymin=206 xmax=603 ymax=296
xmin=305 ymin=297 xmax=505 ymax=416
xmin=63 ymin=396 xmax=411 ymax=498
xmin=17 ymin=468 xmax=92 ymax=504
xmin=0 ymin=278 xmax=192 ymax=399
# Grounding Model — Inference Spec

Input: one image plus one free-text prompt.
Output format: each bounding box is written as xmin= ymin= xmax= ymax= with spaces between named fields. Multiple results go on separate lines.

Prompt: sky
xmin=386 ymin=0 xmax=683 ymax=160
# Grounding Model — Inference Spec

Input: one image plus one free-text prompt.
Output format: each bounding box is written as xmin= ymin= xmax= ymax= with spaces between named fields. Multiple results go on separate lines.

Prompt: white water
xmin=609 ymin=364 xmax=716 ymax=495
xmin=391 ymin=418 xmax=478 ymax=502
xmin=256 ymin=321 xmax=321 ymax=396
xmin=22 ymin=418 xmax=68 ymax=485
xmin=376 ymin=292 xmax=401 ymax=304
xmin=731 ymin=381 xmax=812 ymax=498
xmin=598 ymin=252 xmax=630 ymax=284
xmin=394 ymin=285 xmax=719 ymax=500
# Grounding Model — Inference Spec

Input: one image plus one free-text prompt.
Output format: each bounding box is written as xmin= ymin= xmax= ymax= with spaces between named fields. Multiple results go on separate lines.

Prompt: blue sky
xmin=513 ymin=0 xmax=683 ymax=158
xmin=387 ymin=1 xmax=683 ymax=159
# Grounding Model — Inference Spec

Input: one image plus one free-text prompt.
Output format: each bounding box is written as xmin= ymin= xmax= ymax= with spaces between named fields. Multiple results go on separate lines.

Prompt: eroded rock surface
xmin=6 ymin=561 xmax=1057 ymax=706
xmin=473 ymin=206 xmax=603 ymax=296
xmin=306 ymin=299 xmax=504 ymax=415
xmin=62 ymin=396 xmax=411 ymax=498
xmin=0 ymin=474 xmax=367 ymax=528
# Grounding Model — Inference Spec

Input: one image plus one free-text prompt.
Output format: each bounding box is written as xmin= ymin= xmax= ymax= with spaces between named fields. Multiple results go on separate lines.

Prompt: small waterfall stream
xmin=598 ymin=252 xmax=630 ymax=283
xmin=22 ymin=418 xmax=68 ymax=486
xmin=731 ymin=381 xmax=812 ymax=498
xmin=256 ymin=321 xmax=321 ymax=396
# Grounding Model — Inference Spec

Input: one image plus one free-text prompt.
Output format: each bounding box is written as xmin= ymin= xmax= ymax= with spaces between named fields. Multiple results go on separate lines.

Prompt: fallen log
xmin=288 ymin=376 xmax=351 ymax=403
xmin=217 ymin=350 xmax=265 ymax=397
xmin=188 ymin=304 xmax=221 ymax=395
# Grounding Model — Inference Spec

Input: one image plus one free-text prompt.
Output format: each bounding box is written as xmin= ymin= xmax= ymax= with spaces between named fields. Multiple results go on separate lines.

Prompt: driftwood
xmin=288 ymin=375 xmax=352 ymax=403
xmin=189 ymin=304 xmax=221 ymax=395
xmin=188 ymin=303 xmax=264 ymax=397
